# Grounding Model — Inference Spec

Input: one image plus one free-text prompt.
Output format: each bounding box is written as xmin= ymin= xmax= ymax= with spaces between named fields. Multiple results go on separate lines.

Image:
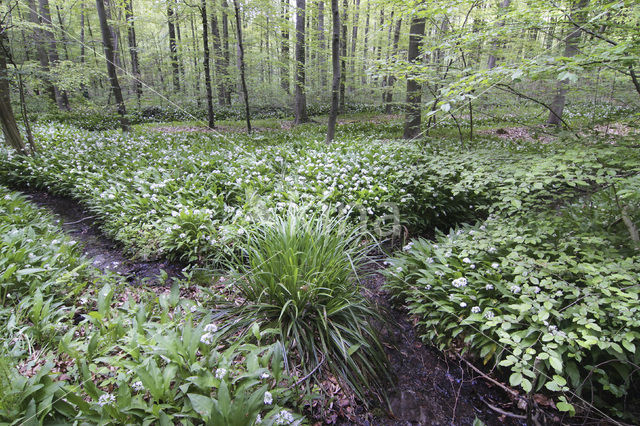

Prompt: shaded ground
xmin=356 ymin=268 xmax=529 ymax=426
xmin=21 ymin=189 xmax=184 ymax=285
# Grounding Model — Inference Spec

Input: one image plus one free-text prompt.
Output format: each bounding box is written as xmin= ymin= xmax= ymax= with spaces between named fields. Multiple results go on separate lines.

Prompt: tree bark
xmin=547 ymin=0 xmax=588 ymax=126
xmin=124 ymin=0 xmax=142 ymax=105
xmin=403 ymin=8 xmax=426 ymax=140
xmin=280 ymin=0 xmax=290 ymax=94
xmin=210 ymin=0 xmax=227 ymax=105
xmin=294 ymin=0 xmax=308 ymax=124
xmin=349 ymin=0 xmax=360 ymax=87
xmin=200 ymin=0 xmax=215 ymax=128
xmin=0 ymin=25 xmax=27 ymax=154
xmin=338 ymin=0 xmax=347 ymax=111
xmin=326 ymin=0 xmax=340 ymax=143
xmin=96 ymin=0 xmax=129 ymax=131
xmin=39 ymin=0 xmax=70 ymax=110
xmin=361 ymin=0 xmax=369 ymax=85
xmin=317 ymin=0 xmax=326 ymax=87
xmin=384 ymin=17 xmax=402 ymax=113
xmin=189 ymin=11 xmax=201 ymax=104
xmin=487 ymin=0 xmax=511 ymax=69
xmin=221 ymin=0 xmax=231 ymax=105
xmin=233 ymin=0 xmax=251 ymax=133
xmin=27 ymin=0 xmax=57 ymax=105
xmin=167 ymin=2 xmax=180 ymax=91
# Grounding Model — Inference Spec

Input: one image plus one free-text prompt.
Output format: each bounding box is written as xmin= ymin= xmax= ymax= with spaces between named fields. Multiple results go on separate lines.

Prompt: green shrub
xmin=224 ymin=207 xmax=391 ymax=404
xmin=384 ymin=181 xmax=640 ymax=418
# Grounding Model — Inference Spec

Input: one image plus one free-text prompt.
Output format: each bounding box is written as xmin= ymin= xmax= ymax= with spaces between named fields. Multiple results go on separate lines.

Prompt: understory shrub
xmin=221 ymin=207 xmax=391 ymax=404
xmin=384 ymin=176 xmax=640 ymax=419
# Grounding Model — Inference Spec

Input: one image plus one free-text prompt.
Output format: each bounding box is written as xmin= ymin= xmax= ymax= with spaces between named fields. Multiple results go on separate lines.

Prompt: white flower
xmin=488 ymin=247 xmax=497 ymax=253
xmin=425 ymin=285 xmax=432 ymax=290
xmin=204 ymin=323 xmax=218 ymax=333
xmin=451 ymin=277 xmax=468 ymax=288
xmin=426 ymin=257 xmax=434 ymax=264
xmin=471 ymin=306 xmax=481 ymax=314
xmin=260 ymin=372 xmax=270 ymax=379
xmin=485 ymin=284 xmax=494 ymax=290
xmin=533 ymin=286 xmax=541 ymax=294
xmin=215 ymin=368 xmax=227 ymax=379
xmin=255 ymin=414 xmax=262 ymax=424
xmin=190 ymin=305 xmax=198 ymax=313
xmin=460 ymin=302 xmax=467 ymax=307
xmin=97 ymin=393 xmax=116 ymax=406
xmin=274 ymin=410 xmax=294 ymax=425
xmin=491 ymin=262 xmax=499 ymax=269
xmin=484 ymin=311 xmax=494 ymax=319
xmin=510 ymin=285 xmax=521 ymax=294
xmin=179 ymin=233 xmax=187 ymax=239
xmin=462 ymin=257 xmax=471 ymax=264
xmin=402 ymin=242 xmax=414 ymax=251
xmin=263 ymin=391 xmax=273 ymax=405
xmin=470 ymin=264 xmax=475 ymax=269
xmin=200 ymin=333 xmax=214 ymax=344
xmin=132 ymin=381 xmax=144 ymax=392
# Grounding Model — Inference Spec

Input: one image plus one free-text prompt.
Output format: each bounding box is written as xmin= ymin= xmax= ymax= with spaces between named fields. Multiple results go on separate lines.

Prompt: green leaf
xmin=188 ymin=393 xmax=214 ymax=420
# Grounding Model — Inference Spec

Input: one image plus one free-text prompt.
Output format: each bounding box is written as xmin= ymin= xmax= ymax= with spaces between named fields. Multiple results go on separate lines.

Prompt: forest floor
xmin=18 ymin=188 xmax=538 ymax=425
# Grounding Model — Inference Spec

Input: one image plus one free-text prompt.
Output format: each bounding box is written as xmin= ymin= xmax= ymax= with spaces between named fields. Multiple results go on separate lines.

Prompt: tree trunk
xmin=361 ymin=0 xmax=369 ymax=85
xmin=294 ymin=0 xmax=308 ymax=123
xmin=221 ymin=0 xmax=231 ymax=105
xmin=0 ymin=30 xmax=27 ymax=154
xmin=280 ymin=0 xmax=290 ymax=94
xmin=38 ymin=0 xmax=70 ymax=110
xmin=403 ymin=9 xmax=426 ymax=140
xmin=210 ymin=0 xmax=227 ymax=105
xmin=547 ymin=0 xmax=588 ymax=126
xmin=200 ymin=0 xmax=215 ymax=128
xmin=190 ymin=11 xmax=201 ymax=105
xmin=27 ymin=0 xmax=55 ymax=105
xmin=326 ymin=0 xmax=340 ymax=143
xmin=55 ymin=5 xmax=70 ymax=61
xmin=233 ymin=0 xmax=251 ymax=132
xmin=338 ymin=0 xmax=347 ymax=111
xmin=487 ymin=0 xmax=511 ymax=69
xmin=96 ymin=0 xmax=129 ymax=131
xmin=317 ymin=0 xmax=326 ymax=87
xmin=125 ymin=0 xmax=142 ymax=105
xmin=167 ymin=2 xmax=180 ymax=91
xmin=104 ymin=0 xmax=121 ymax=69
xmin=384 ymin=17 xmax=402 ymax=113
xmin=349 ymin=0 xmax=360 ymax=88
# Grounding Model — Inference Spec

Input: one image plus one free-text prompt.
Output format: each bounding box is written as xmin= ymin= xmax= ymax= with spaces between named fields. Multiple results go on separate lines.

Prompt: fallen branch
xmin=456 ymin=353 xmax=520 ymax=399
xmin=479 ymin=396 xmax=527 ymax=420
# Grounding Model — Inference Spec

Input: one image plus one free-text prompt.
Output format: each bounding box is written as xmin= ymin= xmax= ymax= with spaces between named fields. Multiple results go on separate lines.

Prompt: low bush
xmin=222 ymin=208 xmax=391 ymax=404
xmin=384 ymin=175 xmax=640 ymax=419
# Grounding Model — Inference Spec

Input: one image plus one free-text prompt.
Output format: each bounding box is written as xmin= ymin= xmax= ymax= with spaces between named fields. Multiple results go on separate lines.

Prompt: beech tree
xmin=294 ymin=0 xmax=308 ymax=124
xmin=403 ymin=7 xmax=426 ymax=140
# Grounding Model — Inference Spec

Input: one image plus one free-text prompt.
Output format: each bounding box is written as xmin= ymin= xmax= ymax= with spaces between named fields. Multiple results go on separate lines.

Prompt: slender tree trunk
xmin=96 ymin=0 xmax=129 ymax=131
xmin=384 ymin=17 xmax=402 ymax=113
xmin=39 ymin=0 xmax=70 ymax=110
xmin=0 ymin=30 xmax=27 ymax=154
xmin=487 ymin=0 xmax=511 ymax=69
xmin=547 ymin=0 xmax=588 ymax=126
xmin=79 ymin=1 xmax=90 ymax=98
xmin=280 ymin=0 xmax=290 ymax=94
xmin=318 ymin=0 xmax=326 ymax=87
xmin=338 ymin=0 xmax=347 ymax=111
xmin=221 ymin=0 xmax=231 ymax=104
xmin=294 ymin=0 xmax=308 ymax=123
xmin=361 ymin=0 xmax=369 ymax=85
xmin=104 ymin=0 xmax=120 ymax=69
xmin=210 ymin=1 xmax=227 ymax=105
xmin=200 ymin=0 xmax=215 ymax=127
xmin=403 ymin=8 xmax=426 ymax=139
xmin=349 ymin=0 xmax=360 ymax=91
xmin=233 ymin=0 xmax=251 ymax=132
xmin=380 ymin=10 xmax=394 ymax=103
xmin=55 ymin=5 xmax=70 ymax=61
xmin=125 ymin=0 xmax=142 ymax=105
xmin=167 ymin=2 xmax=180 ymax=91
xmin=189 ymin=11 xmax=201 ymax=105
xmin=27 ymin=0 xmax=56 ymax=105
xmin=326 ymin=0 xmax=340 ymax=143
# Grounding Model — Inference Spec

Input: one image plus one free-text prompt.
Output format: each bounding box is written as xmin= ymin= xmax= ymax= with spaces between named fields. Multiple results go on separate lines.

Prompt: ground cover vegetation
xmin=1 ymin=0 xmax=639 ymax=423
